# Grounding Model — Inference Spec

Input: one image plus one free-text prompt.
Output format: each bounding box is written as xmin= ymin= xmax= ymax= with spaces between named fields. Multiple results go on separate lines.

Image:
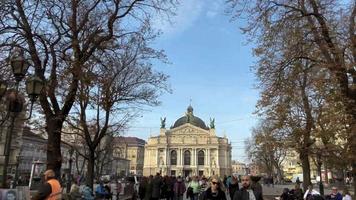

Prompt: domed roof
xmin=172 ymin=106 xmax=209 ymax=130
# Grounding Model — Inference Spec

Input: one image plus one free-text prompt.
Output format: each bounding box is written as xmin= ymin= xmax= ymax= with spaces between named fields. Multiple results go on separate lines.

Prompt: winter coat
xmin=144 ymin=181 xmax=153 ymax=200
xmin=81 ymin=185 xmax=95 ymax=200
xmin=201 ymin=187 xmax=227 ymax=200
xmin=151 ymin=176 xmax=162 ymax=198
xmin=229 ymin=182 xmax=239 ymax=199
xmin=174 ymin=181 xmax=186 ymax=196
xmin=188 ymin=181 xmax=201 ymax=194
xmin=233 ymin=187 xmax=264 ymax=200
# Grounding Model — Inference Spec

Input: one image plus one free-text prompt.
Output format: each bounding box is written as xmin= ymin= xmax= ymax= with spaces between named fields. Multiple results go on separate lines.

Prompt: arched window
xmin=170 ymin=150 xmax=177 ymax=165
xmin=184 ymin=150 xmax=191 ymax=165
xmin=198 ymin=150 xmax=205 ymax=165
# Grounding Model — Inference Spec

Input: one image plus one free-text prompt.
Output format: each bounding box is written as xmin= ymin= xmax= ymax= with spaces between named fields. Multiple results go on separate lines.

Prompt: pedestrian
xmin=223 ymin=175 xmax=228 ymax=189
xmin=291 ymin=184 xmax=303 ymax=200
xmin=144 ymin=175 xmax=153 ymax=200
xmin=229 ymin=175 xmax=239 ymax=199
xmin=233 ymin=175 xmax=263 ymax=200
xmin=280 ymin=188 xmax=294 ymax=200
xmin=31 ymin=169 xmax=62 ymax=200
xmin=187 ymin=176 xmax=200 ymax=200
xmin=95 ymin=182 xmax=109 ymax=199
xmin=199 ymin=176 xmax=209 ymax=193
xmin=342 ymin=188 xmax=352 ymax=200
xmin=200 ymin=175 xmax=226 ymax=200
xmin=139 ymin=177 xmax=148 ymax=200
xmin=296 ymin=177 xmax=301 ymax=186
xmin=326 ymin=187 xmax=343 ymax=200
xmin=110 ymin=179 xmax=118 ymax=200
xmin=81 ymin=184 xmax=95 ymax=200
xmin=69 ymin=179 xmax=81 ymax=200
xmin=166 ymin=176 xmax=175 ymax=200
xmin=173 ymin=176 xmax=186 ymax=200
xmin=151 ymin=173 xmax=162 ymax=200
xmin=303 ymin=185 xmax=320 ymax=200
xmin=161 ymin=176 xmax=169 ymax=199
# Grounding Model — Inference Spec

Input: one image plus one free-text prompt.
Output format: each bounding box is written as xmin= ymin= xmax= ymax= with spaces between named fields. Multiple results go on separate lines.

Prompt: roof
xmin=114 ymin=136 xmax=146 ymax=147
xmin=171 ymin=106 xmax=209 ymax=130
xmin=22 ymin=127 xmax=46 ymax=141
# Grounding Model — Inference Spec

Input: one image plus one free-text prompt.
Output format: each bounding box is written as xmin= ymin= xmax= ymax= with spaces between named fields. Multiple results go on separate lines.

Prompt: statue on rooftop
xmin=210 ymin=118 xmax=215 ymax=129
xmin=160 ymin=117 xmax=166 ymax=128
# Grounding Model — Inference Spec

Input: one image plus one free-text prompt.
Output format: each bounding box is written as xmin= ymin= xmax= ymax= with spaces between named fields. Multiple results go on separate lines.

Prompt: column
xmin=207 ymin=149 xmax=210 ymax=166
xmin=216 ymin=148 xmax=220 ymax=175
xmin=156 ymin=149 xmax=159 ymax=167
xmin=179 ymin=148 xmax=182 ymax=166
xmin=166 ymin=148 xmax=169 ymax=165
xmin=193 ymin=148 xmax=196 ymax=166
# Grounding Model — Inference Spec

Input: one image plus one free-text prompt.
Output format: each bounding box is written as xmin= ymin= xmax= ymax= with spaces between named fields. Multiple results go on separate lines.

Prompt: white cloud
xmin=205 ymin=1 xmax=222 ymax=18
xmin=152 ymin=0 xmax=204 ymax=37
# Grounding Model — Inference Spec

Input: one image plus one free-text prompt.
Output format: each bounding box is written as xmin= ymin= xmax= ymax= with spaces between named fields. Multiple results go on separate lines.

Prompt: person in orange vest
xmin=32 ymin=169 xmax=62 ymax=200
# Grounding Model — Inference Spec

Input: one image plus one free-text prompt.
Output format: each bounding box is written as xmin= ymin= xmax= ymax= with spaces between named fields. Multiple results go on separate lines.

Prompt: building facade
xmin=143 ymin=106 xmax=232 ymax=177
xmin=113 ymin=136 xmax=145 ymax=176
xmin=231 ymin=161 xmax=248 ymax=176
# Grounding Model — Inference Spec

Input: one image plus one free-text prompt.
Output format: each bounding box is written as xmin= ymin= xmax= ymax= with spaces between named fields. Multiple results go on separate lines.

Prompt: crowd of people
xmin=279 ymin=184 xmax=352 ymax=200
xmin=135 ymin=173 xmax=265 ymax=200
xmin=30 ymin=170 xmax=354 ymax=200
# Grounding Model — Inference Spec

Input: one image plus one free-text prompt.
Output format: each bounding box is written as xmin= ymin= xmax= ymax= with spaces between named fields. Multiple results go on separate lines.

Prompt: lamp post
xmin=316 ymin=152 xmax=324 ymax=196
xmin=14 ymin=154 xmax=21 ymax=188
xmin=66 ymin=147 xmax=74 ymax=193
xmin=1 ymin=48 xmax=44 ymax=188
xmin=314 ymin=138 xmax=324 ymax=196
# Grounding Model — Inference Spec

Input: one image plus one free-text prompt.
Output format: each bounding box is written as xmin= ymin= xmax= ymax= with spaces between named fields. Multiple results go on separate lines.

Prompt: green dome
xmin=172 ymin=106 xmax=208 ymax=130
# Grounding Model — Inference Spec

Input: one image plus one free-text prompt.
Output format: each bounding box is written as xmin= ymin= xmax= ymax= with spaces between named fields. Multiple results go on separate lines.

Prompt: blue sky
xmin=126 ymin=0 xmax=259 ymax=162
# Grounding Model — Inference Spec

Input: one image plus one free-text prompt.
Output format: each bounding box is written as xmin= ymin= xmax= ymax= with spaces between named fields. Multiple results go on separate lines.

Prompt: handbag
xmin=186 ymin=186 xmax=193 ymax=198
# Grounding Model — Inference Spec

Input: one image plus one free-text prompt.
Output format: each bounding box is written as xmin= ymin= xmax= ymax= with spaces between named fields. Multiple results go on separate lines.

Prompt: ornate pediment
xmin=168 ymin=123 xmax=209 ymax=135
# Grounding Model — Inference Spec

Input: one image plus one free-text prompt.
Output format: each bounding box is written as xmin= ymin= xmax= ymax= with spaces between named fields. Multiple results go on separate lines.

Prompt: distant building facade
xmin=143 ymin=106 xmax=232 ymax=177
xmin=114 ymin=136 xmax=146 ymax=175
xmin=231 ymin=161 xmax=248 ymax=175
xmin=247 ymin=163 xmax=261 ymax=176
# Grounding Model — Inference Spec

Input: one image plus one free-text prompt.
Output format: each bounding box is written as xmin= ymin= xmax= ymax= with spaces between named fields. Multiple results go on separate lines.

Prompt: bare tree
xmin=228 ymin=0 xmax=355 ymax=192
xmin=65 ymin=32 xmax=169 ymax=187
xmin=246 ymin=119 xmax=286 ymax=182
xmin=0 ymin=0 xmax=175 ymax=176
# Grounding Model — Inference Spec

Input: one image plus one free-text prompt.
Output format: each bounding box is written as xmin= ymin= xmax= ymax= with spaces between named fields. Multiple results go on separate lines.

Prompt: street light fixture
xmin=10 ymin=49 xmax=29 ymax=83
xmin=1 ymin=47 xmax=43 ymax=188
xmin=66 ymin=147 xmax=74 ymax=193
xmin=25 ymin=76 xmax=44 ymax=119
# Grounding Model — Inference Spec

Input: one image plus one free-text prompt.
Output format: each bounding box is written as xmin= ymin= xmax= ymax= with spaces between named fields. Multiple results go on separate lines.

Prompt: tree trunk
xmin=334 ymin=71 xmax=356 ymax=200
xmin=86 ymin=149 xmax=95 ymax=190
xmin=300 ymin=150 xmax=311 ymax=191
xmin=276 ymin=167 xmax=283 ymax=183
xmin=46 ymin=117 xmax=63 ymax=178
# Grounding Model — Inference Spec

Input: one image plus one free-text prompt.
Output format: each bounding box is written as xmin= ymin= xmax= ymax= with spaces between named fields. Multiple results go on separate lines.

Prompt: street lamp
xmin=1 ymin=48 xmax=44 ymax=188
xmin=25 ymin=76 xmax=44 ymax=119
xmin=316 ymin=151 xmax=324 ymax=196
xmin=10 ymin=48 xmax=29 ymax=83
xmin=14 ymin=154 xmax=22 ymax=188
xmin=66 ymin=147 xmax=74 ymax=193
xmin=314 ymin=138 xmax=324 ymax=196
